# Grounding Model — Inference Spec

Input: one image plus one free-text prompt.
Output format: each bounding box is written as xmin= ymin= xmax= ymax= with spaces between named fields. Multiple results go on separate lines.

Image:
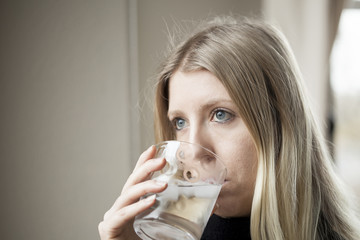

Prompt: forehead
xmin=168 ymin=70 xmax=232 ymax=107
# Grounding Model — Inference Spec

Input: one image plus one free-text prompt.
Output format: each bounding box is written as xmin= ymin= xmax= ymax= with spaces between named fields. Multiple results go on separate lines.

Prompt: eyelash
xmin=172 ymin=118 xmax=187 ymax=131
xmin=170 ymin=108 xmax=234 ymax=131
xmin=211 ymin=108 xmax=234 ymax=123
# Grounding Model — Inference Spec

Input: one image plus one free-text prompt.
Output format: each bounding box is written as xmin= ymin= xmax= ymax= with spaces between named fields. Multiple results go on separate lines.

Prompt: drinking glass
xmin=133 ymin=141 xmax=227 ymax=240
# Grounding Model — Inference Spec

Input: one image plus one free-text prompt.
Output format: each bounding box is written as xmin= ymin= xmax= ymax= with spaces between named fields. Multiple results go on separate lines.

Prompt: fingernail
xmin=153 ymin=157 xmax=164 ymax=163
xmin=155 ymin=180 xmax=167 ymax=187
xmin=144 ymin=194 xmax=156 ymax=203
xmin=147 ymin=145 xmax=154 ymax=152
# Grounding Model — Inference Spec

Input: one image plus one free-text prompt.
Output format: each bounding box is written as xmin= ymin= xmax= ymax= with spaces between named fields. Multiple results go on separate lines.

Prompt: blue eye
xmin=213 ymin=110 xmax=233 ymax=123
xmin=174 ymin=118 xmax=187 ymax=130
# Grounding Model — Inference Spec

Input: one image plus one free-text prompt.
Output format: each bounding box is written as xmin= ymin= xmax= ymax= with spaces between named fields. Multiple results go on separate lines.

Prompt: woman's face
xmin=168 ymin=70 xmax=258 ymax=217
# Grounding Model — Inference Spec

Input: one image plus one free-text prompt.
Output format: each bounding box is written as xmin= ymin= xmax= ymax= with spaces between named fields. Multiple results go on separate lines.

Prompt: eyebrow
xmin=167 ymin=98 xmax=236 ymax=119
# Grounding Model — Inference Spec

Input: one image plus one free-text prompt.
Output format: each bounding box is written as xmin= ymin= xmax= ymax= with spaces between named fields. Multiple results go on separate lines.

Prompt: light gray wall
xmin=263 ymin=0 xmax=332 ymax=134
xmin=0 ymin=1 xmax=261 ymax=239
xmin=0 ymin=1 xmax=132 ymax=239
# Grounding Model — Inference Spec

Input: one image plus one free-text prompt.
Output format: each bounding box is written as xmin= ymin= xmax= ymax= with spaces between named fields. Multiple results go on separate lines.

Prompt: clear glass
xmin=133 ymin=141 xmax=227 ymax=240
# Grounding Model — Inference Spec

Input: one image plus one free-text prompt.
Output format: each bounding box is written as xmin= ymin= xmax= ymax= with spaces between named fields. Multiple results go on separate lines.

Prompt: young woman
xmin=99 ymin=17 xmax=360 ymax=240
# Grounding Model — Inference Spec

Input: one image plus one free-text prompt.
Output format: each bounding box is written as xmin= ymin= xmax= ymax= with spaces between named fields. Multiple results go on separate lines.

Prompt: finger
xmin=110 ymin=179 xmax=167 ymax=214
xmin=122 ymin=157 xmax=166 ymax=192
xmin=134 ymin=145 xmax=156 ymax=171
xmin=100 ymin=195 xmax=156 ymax=238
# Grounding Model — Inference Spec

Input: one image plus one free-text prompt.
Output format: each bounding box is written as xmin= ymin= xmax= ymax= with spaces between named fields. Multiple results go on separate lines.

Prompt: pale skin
xmin=98 ymin=70 xmax=258 ymax=239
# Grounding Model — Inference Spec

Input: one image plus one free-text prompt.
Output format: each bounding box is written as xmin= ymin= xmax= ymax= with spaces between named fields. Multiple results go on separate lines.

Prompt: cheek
xmin=219 ymin=131 xmax=258 ymax=180
xmin=238 ymin=137 xmax=258 ymax=171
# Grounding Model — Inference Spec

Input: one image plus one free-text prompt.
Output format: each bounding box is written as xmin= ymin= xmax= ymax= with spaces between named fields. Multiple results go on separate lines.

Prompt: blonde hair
xmin=154 ymin=17 xmax=360 ymax=240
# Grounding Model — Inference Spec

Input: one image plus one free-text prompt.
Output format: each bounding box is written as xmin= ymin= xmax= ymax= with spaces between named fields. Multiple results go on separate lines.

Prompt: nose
xmin=176 ymin=142 xmax=220 ymax=184
xmin=175 ymin=124 xmax=220 ymax=183
xmin=186 ymin=122 xmax=213 ymax=152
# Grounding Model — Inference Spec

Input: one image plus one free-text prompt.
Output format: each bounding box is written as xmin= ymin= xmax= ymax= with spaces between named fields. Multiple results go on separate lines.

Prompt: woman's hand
xmin=98 ymin=145 xmax=167 ymax=240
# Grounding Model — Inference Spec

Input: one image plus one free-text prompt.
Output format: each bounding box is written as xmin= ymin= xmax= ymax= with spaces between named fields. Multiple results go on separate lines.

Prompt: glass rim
xmin=154 ymin=140 xmax=226 ymax=169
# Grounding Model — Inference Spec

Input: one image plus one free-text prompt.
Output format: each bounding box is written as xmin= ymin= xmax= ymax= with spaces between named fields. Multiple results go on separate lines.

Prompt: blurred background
xmin=0 ymin=0 xmax=359 ymax=239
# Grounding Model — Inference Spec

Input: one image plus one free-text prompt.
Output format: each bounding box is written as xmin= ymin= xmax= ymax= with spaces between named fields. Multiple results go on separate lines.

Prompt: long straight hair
xmin=154 ymin=17 xmax=360 ymax=240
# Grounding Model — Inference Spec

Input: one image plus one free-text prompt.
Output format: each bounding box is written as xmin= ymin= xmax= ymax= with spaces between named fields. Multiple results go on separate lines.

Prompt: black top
xmin=201 ymin=214 xmax=251 ymax=240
